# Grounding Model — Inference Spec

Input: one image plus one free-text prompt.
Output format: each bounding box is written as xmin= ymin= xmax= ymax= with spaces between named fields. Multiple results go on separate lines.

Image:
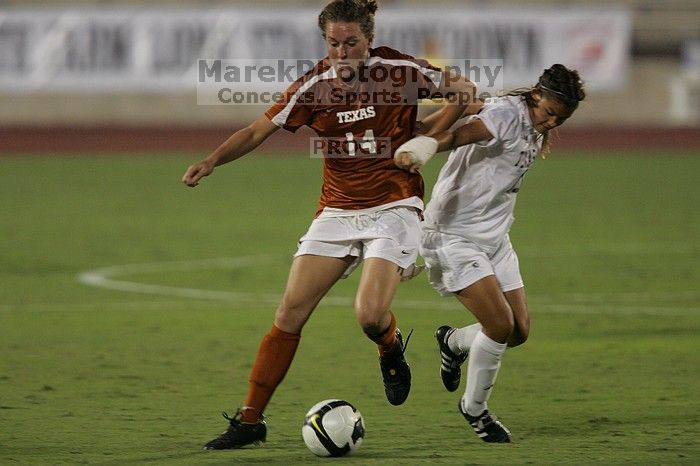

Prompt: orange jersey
xmin=265 ymin=47 xmax=442 ymax=215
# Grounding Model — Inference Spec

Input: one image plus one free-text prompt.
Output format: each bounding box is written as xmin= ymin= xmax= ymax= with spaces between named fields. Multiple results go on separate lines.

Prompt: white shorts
xmin=420 ymin=231 xmax=523 ymax=296
xmin=295 ymin=206 xmax=421 ymax=278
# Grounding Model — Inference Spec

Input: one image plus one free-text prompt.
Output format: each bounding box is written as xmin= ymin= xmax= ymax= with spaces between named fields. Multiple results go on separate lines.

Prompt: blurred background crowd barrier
xmin=0 ymin=0 xmax=698 ymax=152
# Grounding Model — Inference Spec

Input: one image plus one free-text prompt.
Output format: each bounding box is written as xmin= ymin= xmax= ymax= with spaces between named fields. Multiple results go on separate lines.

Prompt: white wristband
xmin=393 ymin=136 xmax=438 ymax=167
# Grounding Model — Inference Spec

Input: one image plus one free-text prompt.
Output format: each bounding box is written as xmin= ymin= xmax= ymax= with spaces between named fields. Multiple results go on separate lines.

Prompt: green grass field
xmin=1 ymin=152 xmax=698 ymax=465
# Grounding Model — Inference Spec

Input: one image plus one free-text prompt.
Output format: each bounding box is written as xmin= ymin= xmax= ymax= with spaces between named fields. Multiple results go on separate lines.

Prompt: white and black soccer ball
xmin=302 ymin=399 xmax=365 ymax=457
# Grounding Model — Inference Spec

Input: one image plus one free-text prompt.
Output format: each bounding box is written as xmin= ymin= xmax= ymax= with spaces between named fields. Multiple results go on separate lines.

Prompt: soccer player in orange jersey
xmin=182 ymin=0 xmax=475 ymax=450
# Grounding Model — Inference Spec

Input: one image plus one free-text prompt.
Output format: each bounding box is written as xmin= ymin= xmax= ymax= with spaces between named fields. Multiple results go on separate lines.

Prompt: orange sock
xmin=366 ymin=312 xmax=399 ymax=357
xmin=241 ymin=325 xmax=300 ymax=423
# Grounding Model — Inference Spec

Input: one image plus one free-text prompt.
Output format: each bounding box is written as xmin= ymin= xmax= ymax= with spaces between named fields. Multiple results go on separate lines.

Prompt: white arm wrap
xmin=393 ymin=136 xmax=439 ymax=167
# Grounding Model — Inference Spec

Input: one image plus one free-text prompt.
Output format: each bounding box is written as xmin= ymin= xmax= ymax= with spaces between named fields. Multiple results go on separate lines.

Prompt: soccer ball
xmin=302 ymin=399 xmax=365 ymax=457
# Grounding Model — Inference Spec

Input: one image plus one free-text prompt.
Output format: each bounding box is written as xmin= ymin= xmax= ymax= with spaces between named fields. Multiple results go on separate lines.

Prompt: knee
xmin=482 ymin=309 xmax=515 ymax=344
xmin=275 ymin=297 xmax=313 ymax=334
xmin=508 ymin=329 xmax=528 ymax=348
xmin=519 ymin=317 xmax=530 ymax=343
xmin=355 ymin=299 xmax=389 ymax=335
xmin=510 ymin=316 xmax=530 ymax=347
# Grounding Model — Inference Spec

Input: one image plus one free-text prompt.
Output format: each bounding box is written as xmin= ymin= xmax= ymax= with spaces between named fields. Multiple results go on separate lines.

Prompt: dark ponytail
xmin=503 ymin=64 xmax=585 ymax=156
xmin=537 ymin=64 xmax=586 ymax=111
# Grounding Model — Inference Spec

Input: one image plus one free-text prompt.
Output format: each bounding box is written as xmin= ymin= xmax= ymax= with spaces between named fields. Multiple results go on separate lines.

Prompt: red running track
xmin=1 ymin=125 xmax=698 ymax=154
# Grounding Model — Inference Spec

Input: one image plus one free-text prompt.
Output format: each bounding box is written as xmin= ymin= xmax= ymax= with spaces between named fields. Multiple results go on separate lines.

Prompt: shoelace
xmin=222 ymin=409 xmax=264 ymax=425
xmin=382 ymin=329 xmax=413 ymax=363
xmin=221 ymin=410 xmax=241 ymax=424
xmin=401 ymin=329 xmax=414 ymax=354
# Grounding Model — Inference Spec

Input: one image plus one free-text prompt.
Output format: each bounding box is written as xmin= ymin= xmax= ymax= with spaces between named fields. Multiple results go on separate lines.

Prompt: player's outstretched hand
xmin=393 ymin=136 xmax=438 ymax=174
xmin=182 ymin=160 xmax=215 ymax=187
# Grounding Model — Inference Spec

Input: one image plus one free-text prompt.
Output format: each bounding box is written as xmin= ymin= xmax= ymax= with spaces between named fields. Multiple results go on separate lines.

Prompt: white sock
xmin=447 ymin=323 xmax=483 ymax=354
xmin=462 ymin=330 xmax=507 ymax=417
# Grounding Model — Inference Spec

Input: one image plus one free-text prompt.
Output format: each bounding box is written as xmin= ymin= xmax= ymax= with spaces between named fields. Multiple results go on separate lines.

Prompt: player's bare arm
xmin=418 ymin=100 xmax=486 ymax=135
xmin=422 ymin=72 xmax=477 ymax=135
xmin=182 ymin=115 xmax=279 ymax=187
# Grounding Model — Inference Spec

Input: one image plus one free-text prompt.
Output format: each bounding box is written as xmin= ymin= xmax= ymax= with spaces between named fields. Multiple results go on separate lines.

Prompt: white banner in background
xmin=0 ymin=7 xmax=630 ymax=93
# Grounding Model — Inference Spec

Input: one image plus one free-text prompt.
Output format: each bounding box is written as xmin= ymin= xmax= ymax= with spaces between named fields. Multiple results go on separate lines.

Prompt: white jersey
xmin=423 ymin=95 xmax=542 ymax=253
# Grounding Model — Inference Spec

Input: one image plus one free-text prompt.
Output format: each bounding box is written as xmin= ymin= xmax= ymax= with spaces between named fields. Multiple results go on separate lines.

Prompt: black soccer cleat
xmin=203 ymin=410 xmax=267 ymax=450
xmin=436 ymin=325 xmax=468 ymax=392
xmin=458 ymin=401 xmax=512 ymax=443
xmin=379 ymin=329 xmax=413 ymax=406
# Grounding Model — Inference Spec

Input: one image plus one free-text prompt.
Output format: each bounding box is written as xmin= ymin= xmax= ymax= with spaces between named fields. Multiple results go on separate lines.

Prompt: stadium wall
xmin=0 ymin=58 xmax=684 ymax=128
xmin=1 ymin=3 xmax=697 ymax=153
xmin=2 ymin=124 xmax=699 ymax=154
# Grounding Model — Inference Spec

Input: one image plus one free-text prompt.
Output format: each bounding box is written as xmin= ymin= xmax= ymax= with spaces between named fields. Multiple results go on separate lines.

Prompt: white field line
xmin=0 ymin=301 xmax=206 ymax=313
xmin=76 ymin=254 xmax=700 ymax=303
xmin=37 ymin=254 xmax=690 ymax=316
xmin=75 ymin=255 xmax=459 ymax=310
xmin=3 ymin=253 xmax=696 ymax=315
xmin=538 ymin=290 xmax=700 ymax=304
xmin=517 ymin=241 xmax=697 ymax=257
xmin=77 ymin=255 xmax=283 ymax=303
xmin=2 ymin=300 xmax=698 ymax=317
xmin=535 ymin=304 xmax=700 ymax=316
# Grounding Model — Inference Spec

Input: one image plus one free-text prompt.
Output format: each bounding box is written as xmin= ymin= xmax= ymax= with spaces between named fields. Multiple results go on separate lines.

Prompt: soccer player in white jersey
xmin=394 ymin=64 xmax=585 ymax=442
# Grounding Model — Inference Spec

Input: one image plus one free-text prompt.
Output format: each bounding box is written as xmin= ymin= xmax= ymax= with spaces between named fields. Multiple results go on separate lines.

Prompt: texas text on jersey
xmin=266 ymin=46 xmax=443 ymax=214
